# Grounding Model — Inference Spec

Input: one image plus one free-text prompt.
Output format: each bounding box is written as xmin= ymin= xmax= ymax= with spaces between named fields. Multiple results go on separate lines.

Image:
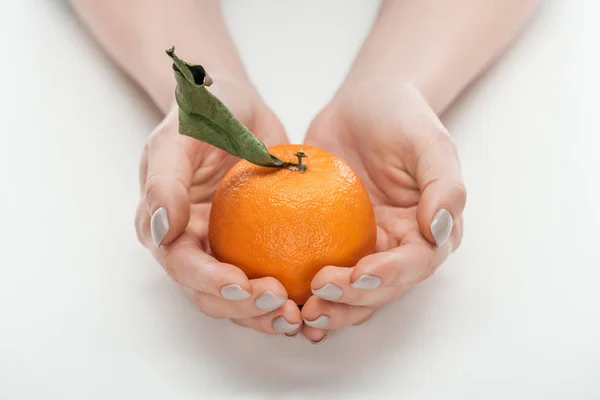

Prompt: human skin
xmin=70 ymin=0 xmax=303 ymax=336
xmin=300 ymin=0 xmax=540 ymax=343
xmin=70 ymin=0 xmax=539 ymax=342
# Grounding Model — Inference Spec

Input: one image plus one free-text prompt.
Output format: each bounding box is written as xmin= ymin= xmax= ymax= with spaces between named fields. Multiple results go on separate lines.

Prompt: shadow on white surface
xmin=141 ymin=264 xmax=450 ymax=394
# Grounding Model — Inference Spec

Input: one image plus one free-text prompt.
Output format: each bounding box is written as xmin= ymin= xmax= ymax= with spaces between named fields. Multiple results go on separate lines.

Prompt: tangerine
xmin=209 ymin=144 xmax=377 ymax=304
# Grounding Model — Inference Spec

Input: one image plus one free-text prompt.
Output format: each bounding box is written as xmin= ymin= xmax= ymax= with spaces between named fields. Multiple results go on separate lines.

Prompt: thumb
xmin=143 ymin=113 xmax=195 ymax=247
xmin=252 ymin=106 xmax=290 ymax=146
xmin=415 ymin=131 xmax=467 ymax=248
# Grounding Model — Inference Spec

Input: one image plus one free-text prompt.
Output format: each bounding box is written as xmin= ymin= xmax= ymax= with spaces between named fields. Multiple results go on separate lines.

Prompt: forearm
xmin=70 ymin=0 xmax=250 ymax=113
xmin=345 ymin=0 xmax=539 ymax=114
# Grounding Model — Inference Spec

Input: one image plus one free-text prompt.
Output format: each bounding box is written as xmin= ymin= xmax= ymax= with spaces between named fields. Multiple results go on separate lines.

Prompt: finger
xmin=301 ymin=326 xmax=328 ymax=344
xmin=310 ymin=265 xmax=393 ymax=307
xmin=232 ymin=300 xmax=302 ymax=334
xmin=252 ymin=108 xmax=289 ymax=146
xmin=142 ymin=111 xmax=198 ymax=247
xmin=187 ymin=277 xmax=289 ymax=320
xmin=153 ymin=233 xmax=253 ymax=299
xmin=138 ymin=145 xmax=148 ymax=194
xmin=311 ymin=238 xmax=452 ymax=307
xmin=357 ymin=242 xmax=440 ymax=284
xmin=301 ymin=296 xmax=374 ymax=331
xmin=359 ymin=238 xmax=455 ymax=286
xmin=414 ymin=127 xmax=467 ymax=249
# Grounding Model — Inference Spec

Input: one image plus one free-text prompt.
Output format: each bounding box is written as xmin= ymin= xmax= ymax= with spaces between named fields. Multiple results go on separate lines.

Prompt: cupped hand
xmin=301 ymin=80 xmax=467 ymax=342
xmin=135 ymin=78 xmax=302 ymax=335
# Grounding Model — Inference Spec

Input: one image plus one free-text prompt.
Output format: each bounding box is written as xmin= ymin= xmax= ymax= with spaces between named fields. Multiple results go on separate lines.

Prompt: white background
xmin=1 ymin=0 xmax=599 ymax=398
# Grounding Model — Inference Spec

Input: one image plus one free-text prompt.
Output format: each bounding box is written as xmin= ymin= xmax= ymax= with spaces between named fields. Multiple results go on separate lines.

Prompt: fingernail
xmin=151 ymin=207 xmax=169 ymax=247
xmin=312 ymin=284 xmax=343 ymax=301
xmin=272 ymin=316 xmax=300 ymax=333
xmin=255 ymin=291 xmax=286 ymax=312
xmin=303 ymin=315 xmax=330 ymax=329
xmin=430 ymin=208 xmax=453 ymax=247
xmin=351 ymin=275 xmax=382 ymax=290
xmin=220 ymin=284 xmax=251 ymax=301
xmin=310 ymin=334 xmax=327 ymax=345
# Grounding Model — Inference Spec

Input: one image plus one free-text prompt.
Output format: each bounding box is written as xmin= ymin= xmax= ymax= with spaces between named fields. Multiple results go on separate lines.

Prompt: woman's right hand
xmin=135 ymin=79 xmax=302 ymax=336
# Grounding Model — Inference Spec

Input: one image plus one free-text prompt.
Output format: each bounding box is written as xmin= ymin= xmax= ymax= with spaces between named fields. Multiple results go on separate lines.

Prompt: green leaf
xmin=166 ymin=47 xmax=288 ymax=168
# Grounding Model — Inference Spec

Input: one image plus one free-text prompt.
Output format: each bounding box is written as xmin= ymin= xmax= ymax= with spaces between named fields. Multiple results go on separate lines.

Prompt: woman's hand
xmin=135 ymin=79 xmax=302 ymax=335
xmin=301 ymin=80 xmax=467 ymax=342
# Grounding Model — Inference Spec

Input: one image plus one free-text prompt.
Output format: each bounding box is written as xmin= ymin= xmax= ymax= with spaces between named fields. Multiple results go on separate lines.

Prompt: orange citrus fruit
xmin=209 ymin=144 xmax=377 ymax=304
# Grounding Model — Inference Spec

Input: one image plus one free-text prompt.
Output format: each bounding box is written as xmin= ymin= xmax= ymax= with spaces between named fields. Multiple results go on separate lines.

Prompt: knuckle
xmin=231 ymin=319 xmax=262 ymax=331
xmin=163 ymin=252 xmax=181 ymax=284
xmin=415 ymin=135 xmax=458 ymax=175
xmin=262 ymin=276 xmax=285 ymax=291
xmin=385 ymin=286 xmax=410 ymax=306
xmin=203 ymin=309 xmax=229 ymax=320
xmin=332 ymin=306 xmax=353 ymax=328
xmin=451 ymin=180 xmax=468 ymax=210
xmin=352 ymin=309 xmax=375 ymax=326
xmin=318 ymin=265 xmax=340 ymax=276
xmin=426 ymin=259 xmax=439 ymax=281
xmin=161 ymin=241 xmax=198 ymax=285
xmin=436 ymin=135 xmax=459 ymax=162
xmin=346 ymin=289 xmax=369 ymax=307
xmin=230 ymin=319 xmax=248 ymax=328
xmin=144 ymin=174 xmax=163 ymax=205
xmin=415 ymin=252 xmax=438 ymax=283
xmin=193 ymin=293 xmax=228 ymax=320
xmin=144 ymin=173 xmax=189 ymax=207
xmin=423 ymin=125 xmax=454 ymax=149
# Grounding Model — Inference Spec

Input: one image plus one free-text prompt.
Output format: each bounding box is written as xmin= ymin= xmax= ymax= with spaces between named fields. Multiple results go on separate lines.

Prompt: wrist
xmin=341 ymin=61 xmax=447 ymax=116
xmin=334 ymin=75 xmax=424 ymax=108
xmin=339 ymin=1 xmax=462 ymax=115
xmin=324 ymin=77 xmax=444 ymax=144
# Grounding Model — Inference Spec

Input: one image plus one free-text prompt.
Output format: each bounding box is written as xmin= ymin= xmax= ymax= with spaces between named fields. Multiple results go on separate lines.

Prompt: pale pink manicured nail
xmin=272 ymin=317 xmax=300 ymax=333
xmin=303 ymin=315 xmax=330 ymax=329
xmin=151 ymin=207 xmax=169 ymax=246
xmin=312 ymin=284 xmax=343 ymax=301
xmin=351 ymin=275 xmax=382 ymax=290
xmin=431 ymin=208 xmax=453 ymax=247
xmin=220 ymin=284 xmax=251 ymax=301
xmin=255 ymin=291 xmax=286 ymax=312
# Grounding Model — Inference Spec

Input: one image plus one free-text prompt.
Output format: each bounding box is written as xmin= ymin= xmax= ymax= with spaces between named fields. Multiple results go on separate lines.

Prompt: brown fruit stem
xmin=294 ymin=151 xmax=308 ymax=172
xmin=281 ymin=151 xmax=308 ymax=172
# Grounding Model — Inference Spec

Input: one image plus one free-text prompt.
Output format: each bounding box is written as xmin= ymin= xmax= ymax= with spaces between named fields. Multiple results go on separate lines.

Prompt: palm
xmin=297 ymin=84 xmax=465 ymax=340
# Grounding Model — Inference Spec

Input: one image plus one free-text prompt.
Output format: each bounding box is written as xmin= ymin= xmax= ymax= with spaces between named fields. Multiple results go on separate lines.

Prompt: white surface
xmin=1 ymin=0 xmax=599 ymax=398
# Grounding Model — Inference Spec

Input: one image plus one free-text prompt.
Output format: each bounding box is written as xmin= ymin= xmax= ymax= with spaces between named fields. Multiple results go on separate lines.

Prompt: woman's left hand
xmin=300 ymin=80 xmax=467 ymax=343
